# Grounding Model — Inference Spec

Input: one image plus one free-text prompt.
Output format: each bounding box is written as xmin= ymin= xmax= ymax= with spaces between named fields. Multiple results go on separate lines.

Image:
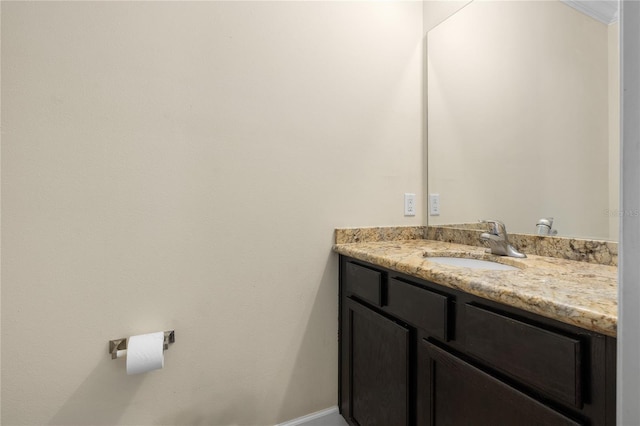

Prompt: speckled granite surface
xmin=333 ymin=237 xmax=617 ymax=337
xmin=336 ymin=225 xmax=617 ymax=266
xmin=426 ymin=225 xmax=618 ymax=266
xmin=335 ymin=226 xmax=427 ymax=244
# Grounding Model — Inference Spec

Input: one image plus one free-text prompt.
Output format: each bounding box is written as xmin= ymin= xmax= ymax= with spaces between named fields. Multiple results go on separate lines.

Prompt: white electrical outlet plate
xmin=404 ymin=193 xmax=416 ymax=216
xmin=429 ymin=194 xmax=440 ymax=216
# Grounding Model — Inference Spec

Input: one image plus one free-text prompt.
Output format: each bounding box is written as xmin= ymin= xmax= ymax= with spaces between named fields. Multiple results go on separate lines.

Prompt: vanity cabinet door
xmin=420 ymin=340 xmax=583 ymax=426
xmin=341 ymin=297 xmax=410 ymax=426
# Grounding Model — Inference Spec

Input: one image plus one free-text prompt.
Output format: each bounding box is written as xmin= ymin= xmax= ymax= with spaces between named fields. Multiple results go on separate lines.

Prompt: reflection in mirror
xmin=427 ymin=0 xmax=619 ymax=241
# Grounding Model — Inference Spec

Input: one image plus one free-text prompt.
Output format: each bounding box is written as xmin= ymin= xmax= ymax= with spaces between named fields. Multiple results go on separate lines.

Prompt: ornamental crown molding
xmin=561 ymin=0 xmax=619 ymax=24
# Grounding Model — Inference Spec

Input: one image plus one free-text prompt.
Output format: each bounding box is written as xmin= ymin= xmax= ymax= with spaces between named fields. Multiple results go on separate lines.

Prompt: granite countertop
xmin=333 ymin=238 xmax=618 ymax=337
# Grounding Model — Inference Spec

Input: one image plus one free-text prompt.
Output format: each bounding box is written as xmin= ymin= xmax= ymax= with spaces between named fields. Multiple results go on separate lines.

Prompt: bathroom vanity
xmin=335 ymin=229 xmax=617 ymax=426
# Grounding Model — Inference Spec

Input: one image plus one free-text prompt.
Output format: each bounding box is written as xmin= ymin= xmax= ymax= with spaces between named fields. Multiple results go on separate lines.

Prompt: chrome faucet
xmin=479 ymin=220 xmax=526 ymax=258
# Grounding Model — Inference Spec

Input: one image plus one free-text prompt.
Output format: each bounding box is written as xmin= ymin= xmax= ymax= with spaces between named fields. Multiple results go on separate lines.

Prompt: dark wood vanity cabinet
xmin=338 ymin=255 xmax=616 ymax=426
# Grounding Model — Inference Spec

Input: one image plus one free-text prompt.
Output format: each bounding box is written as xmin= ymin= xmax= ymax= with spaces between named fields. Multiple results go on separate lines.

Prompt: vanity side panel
xmin=338 ymin=256 xmax=348 ymax=417
xmin=605 ymin=336 xmax=617 ymax=425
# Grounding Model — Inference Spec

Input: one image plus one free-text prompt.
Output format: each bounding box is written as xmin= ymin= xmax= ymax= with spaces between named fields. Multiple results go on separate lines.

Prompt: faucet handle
xmin=478 ymin=220 xmax=525 ymax=258
xmin=479 ymin=219 xmax=506 ymax=236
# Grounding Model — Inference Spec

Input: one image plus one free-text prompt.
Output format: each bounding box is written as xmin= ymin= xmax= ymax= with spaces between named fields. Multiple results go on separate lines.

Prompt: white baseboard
xmin=276 ymin=406 xmax=340 ymax=426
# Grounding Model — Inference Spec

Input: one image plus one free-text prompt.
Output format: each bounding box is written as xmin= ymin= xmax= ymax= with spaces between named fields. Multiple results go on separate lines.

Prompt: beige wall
xmin=427 ymin=0 xmax=615 ymax=240
xmin=0 ymin=2 xmax=424 ymax=425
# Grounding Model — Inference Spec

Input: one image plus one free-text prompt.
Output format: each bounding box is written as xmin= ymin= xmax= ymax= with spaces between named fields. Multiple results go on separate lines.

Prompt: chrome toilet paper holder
xmin=109 ymin=330 xmax=175 ymax=359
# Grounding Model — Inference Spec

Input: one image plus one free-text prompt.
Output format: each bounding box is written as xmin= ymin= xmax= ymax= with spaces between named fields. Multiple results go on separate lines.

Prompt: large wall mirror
xmin=427 ymin=0 xmax=620 ymax=241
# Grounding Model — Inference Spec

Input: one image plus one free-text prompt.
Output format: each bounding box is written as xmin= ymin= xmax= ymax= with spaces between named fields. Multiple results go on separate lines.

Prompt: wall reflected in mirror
xmin=426 ymin=0 xmax=619 ymax=241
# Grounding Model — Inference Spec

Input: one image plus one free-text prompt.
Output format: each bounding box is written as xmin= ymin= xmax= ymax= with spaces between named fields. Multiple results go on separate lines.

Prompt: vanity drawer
xmin=464 ymin=304 xmax=583 ymax=407
xmin=386 ymin=278 xmax=450 ymax=340
xmin=345 ymin=261 xmax=383 ymax=306
xmin=423 ymin=340 xmax=582 ymax=426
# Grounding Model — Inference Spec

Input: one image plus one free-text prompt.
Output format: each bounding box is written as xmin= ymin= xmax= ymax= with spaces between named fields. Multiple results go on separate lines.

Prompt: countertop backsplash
xmin=335 ymin=224 xmax=617 ymax=266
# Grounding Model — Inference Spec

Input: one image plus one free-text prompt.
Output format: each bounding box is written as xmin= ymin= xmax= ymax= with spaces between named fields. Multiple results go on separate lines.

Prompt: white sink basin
xmin=427 ymin=256 xmax=520 ymax=271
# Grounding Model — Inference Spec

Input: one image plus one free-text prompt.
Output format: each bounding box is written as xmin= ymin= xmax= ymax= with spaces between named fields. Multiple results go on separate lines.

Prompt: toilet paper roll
xmin=126 ymin=332 xmax=165 ymax=375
